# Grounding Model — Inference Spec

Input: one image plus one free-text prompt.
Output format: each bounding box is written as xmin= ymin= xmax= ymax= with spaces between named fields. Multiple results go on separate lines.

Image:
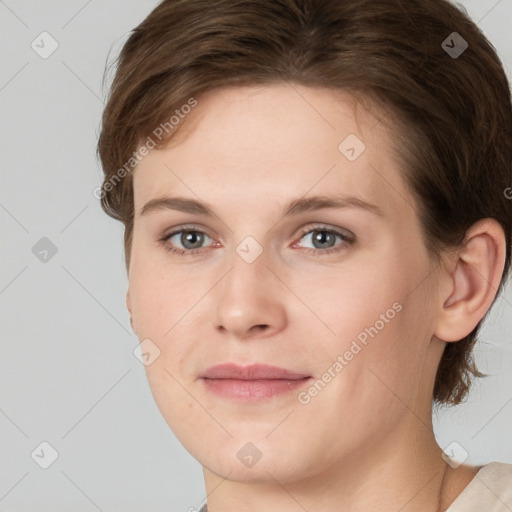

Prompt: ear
xmin=126 ymin=288 xmax=137 ymax=335
xmin=434 ymin=218 xmax=507 ymax=342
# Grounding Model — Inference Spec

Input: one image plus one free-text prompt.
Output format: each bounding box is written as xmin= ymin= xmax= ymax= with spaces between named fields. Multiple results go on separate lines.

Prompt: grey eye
xmin=168 ymin=230 xmax=212 ymax=250
xmin=300 ymin=230 xmax=340 ymax=249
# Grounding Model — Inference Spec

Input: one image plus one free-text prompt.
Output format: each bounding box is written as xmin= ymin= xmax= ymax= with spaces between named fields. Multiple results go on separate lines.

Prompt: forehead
xmin=132 ymin=84 xmax=413 ymax=221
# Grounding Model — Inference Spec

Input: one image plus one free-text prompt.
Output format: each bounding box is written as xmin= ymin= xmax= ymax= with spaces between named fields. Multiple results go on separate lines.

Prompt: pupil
xmin=313 ymin=230 xmax=334 ymax=249
xmin=182 ymin=231 xmax=203 ymax=249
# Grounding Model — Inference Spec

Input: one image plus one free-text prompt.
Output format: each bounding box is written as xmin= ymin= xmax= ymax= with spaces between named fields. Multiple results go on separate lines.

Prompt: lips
xmin=199 ymin=363 xmax=312 ymax=402
xmin=199 ymin=363 xmax=310 ymax=380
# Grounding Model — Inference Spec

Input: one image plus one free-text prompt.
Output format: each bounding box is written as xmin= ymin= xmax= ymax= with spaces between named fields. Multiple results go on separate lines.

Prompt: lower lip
xmin=201 ymin=377 xmax=312 ymax=402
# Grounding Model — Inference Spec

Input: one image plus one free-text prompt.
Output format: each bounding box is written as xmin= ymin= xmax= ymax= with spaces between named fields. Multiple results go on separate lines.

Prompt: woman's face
xmin=127 ymin=84 xmax=444 ymax=483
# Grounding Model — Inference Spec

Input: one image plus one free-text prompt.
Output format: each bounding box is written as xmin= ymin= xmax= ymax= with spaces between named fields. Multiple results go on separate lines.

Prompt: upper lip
xmin=199 ymin=363 xmax=311 ymax=380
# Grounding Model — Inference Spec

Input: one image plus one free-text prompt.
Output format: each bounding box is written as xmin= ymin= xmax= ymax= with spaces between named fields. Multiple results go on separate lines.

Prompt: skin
xmin=126 ymin=84 xmax=506 ymax=512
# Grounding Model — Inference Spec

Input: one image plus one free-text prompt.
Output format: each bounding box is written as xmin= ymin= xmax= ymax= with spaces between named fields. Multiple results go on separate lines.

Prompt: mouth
xmin=199 ymin=363 xmax=312 ymax=402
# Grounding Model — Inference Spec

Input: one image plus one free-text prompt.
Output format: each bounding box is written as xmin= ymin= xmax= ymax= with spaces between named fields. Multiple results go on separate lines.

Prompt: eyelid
xmin=162 ymin=222 xmax=354 ymax=241
xmin=293 ymin=223 xmax=355 ymax=243
xmin=162 ymin=223 xmax=215 ymax=241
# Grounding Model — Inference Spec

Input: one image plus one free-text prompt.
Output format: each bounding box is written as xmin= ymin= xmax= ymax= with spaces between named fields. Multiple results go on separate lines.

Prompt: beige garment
xmin=446 ymin=462 xmax=512 ymax=512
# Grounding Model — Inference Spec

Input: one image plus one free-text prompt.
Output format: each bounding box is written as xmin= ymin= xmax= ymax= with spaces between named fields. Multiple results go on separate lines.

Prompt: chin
xmin=196 ymin=435 xmax=312 ymax=485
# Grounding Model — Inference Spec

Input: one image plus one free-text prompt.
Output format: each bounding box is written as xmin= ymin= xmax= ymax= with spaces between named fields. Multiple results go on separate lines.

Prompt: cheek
xmin=298 ymin=301 xmax=428 ymax=443
xmin=129 ymin=256 xmax=197 ymax=334
xmin=129 ymin=258 xmax=206 ymax=379
xmin=143 ymin=358 xmax=203 ymax=449
xmin=285 ymin=254 xmax=407 ymax=346
xmin=292 ymin=251 xmax=432 ymax=385
xmin=130 ymin=264 xmax=202 ymax=425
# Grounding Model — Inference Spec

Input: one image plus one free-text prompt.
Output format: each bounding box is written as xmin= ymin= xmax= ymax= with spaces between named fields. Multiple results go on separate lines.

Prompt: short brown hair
xmin=96 ymin=0 xmax=512 ymax=406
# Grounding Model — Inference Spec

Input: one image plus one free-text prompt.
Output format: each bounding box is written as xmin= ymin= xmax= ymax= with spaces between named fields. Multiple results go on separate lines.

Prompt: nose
xmin=212 ymin=247 xmax=287 ymax=340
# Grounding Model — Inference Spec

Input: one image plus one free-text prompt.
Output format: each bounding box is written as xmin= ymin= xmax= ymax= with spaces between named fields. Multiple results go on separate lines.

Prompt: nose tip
xmin=212 ymin=256 xmax=287 ymax=340
xmin=217 ymin=322 xmax=270 ymax=339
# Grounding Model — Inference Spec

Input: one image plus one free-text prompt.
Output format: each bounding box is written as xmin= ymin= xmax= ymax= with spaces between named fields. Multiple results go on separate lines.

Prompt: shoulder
xmin=446 ymin=462 xmax=512 ymax=512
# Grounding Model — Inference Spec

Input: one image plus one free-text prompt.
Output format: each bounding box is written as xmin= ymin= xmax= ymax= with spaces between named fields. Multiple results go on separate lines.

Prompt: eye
xmin=159 ymin=224 xmax=355 ymax=257
xmin=293 ymin=225 xmax=355 ymax=255
xmin=160 ymin=227 xmax=215 ymax=256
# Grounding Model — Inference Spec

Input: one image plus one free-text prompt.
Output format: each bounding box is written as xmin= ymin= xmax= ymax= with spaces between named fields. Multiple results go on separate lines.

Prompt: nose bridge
xmin=222 ymin=239 xmax=271 ymax=309
xmin=212 ymin=238 xmax=286 ymax=337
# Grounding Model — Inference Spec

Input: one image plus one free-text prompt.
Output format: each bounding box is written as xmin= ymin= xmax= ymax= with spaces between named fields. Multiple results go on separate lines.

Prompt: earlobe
xmin=434 ymin=219 xmax=506 ymax=343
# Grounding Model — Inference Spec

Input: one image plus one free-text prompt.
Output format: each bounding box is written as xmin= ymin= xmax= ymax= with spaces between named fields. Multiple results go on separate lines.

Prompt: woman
xmin=96 ymin=0 xmax=512 ymax=510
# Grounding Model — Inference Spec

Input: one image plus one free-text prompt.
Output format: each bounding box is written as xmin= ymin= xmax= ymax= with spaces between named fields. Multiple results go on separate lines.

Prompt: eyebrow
xmin=139 ymin=194 xmax=384 ymax=218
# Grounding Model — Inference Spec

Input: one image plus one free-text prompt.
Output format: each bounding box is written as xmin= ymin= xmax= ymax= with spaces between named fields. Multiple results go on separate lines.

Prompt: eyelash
xmin=159 ymin=224 xmax=355 ymax=257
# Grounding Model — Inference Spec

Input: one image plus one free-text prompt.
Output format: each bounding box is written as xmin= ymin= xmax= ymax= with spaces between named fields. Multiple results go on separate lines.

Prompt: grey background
xmin=0 ymin=1 xmax=511 ymax=511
